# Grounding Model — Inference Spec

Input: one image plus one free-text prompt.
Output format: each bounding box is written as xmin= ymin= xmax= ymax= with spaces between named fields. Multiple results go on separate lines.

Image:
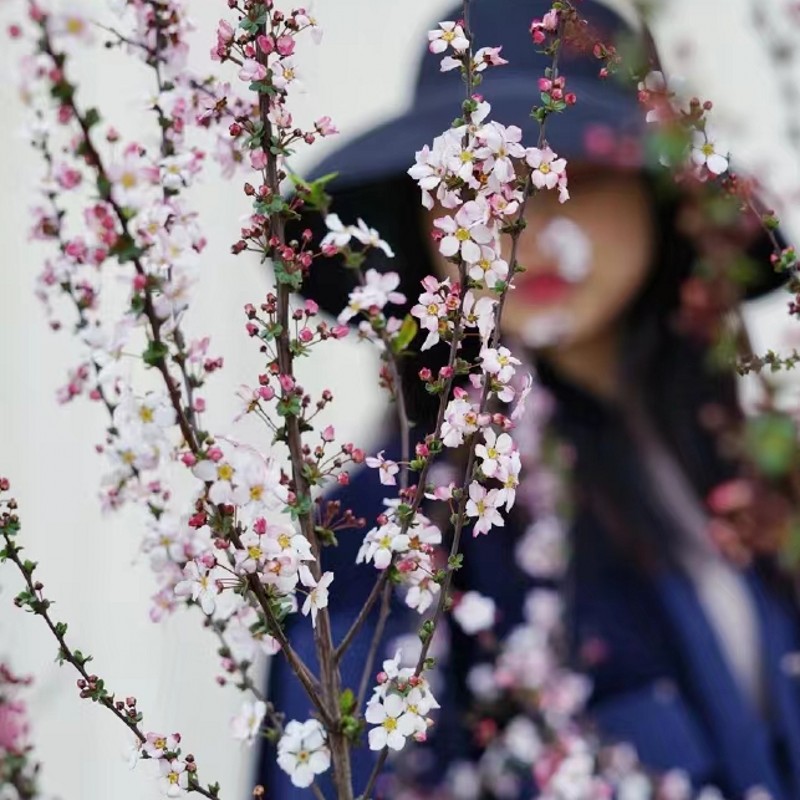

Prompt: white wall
xmin=0 ymin=1 xmax=797 ymax=799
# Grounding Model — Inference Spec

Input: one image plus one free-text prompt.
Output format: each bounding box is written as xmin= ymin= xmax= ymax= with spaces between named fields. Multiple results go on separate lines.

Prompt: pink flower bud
xmin=276 ymin=35 xmax=295 ymax=55
xmin=208 ymin=447 xmax=224 ymax=462
xmin=132 ymin=274 xmax=147 ymax=291
xmin=351 ymin=448 xmax=365 ymax=464
xmin=250 ymin=149 xmax=268 ymax=170
xmin=278 ymin=374 xmax=295 ymax=392
xmin=181 ymin=452 xmax=197 ymax=467
xmin=321 ymin=425 xmax=335 ymax=442
xmin=298 ymin=327 xmax=314 ymax=343
xmin=193 ymin=397 xmax=206 ymax=412
xmin=337 ymin=473 xmax=350 ymax=486
xmin=304 ymin=298 xmax=319 ymax=315
xmin=256 ymin=34 xmax=274 ymax=54
xmin=332 ymin=324 xmax=349 ymax=339
xmin=258 ymin=386 xmax=275 ymax=401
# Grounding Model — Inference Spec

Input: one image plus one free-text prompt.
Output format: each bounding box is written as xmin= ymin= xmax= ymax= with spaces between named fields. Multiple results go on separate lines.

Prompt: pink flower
xmin=239 ymin=59 xmax=267 ymax=83
xmin=365 ymin=450 xmax=400 ymax=486
xmin=314 ymin=116 xmax=338 ymax=137
xmin=250 ymin=149 xmax=268 ymax=170
xmin=473 ymin=46 xmax=508 ymax=72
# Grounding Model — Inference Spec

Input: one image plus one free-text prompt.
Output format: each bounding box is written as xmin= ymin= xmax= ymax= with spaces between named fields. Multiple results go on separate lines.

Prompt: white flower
xmin=410 ymin=275 xmax=451 ymax=350
xmin=338 ymin=270 xmax=405 ymax=323
xmin=691 ymin=127 xmax=729 ymax=176
xmin=351 ymin=219 xmax=395 ymax=257
xmin=299 ymin=568 xmax=333 ymax=626
xmin=174 ymin=560 xmax=218 ymax=614
xmin=230 ymin=699 xmax=267 ymax=745
xmin=453 ymin=591 xmax=496 ymax=634
xmin=468 ymin=245 xmax=509 ymax=289
xmin=481 ymin=346 xmax=521 ymax=384
xmin=441 ymin=393 xmax=480 ymax=448
xmin=365 ymin=450 xmax=400 ymax=486
xmin=360 ymin=521 xmax=410 ymax=569
xmin=466 ymin=482 xmax=505 ymax=536
xmin=365 ymin=693 xmax=417 ymax=751
xmin=158 ymin=759 xmax=189 ymax=797
xmin=428 ymin=21 xmax=469 ymax=54
xmin=462 ymin=291 xmax=497 ymax=343
xmin=474 ymin=429 xmax=514 ymax=478
xmin=320 ymin=213 xmax=352 ymax=249
xmin=515 ymin=518 xmax=567 ymax=579
xmin=276 ymin=719 xmax=331 ymax=788
xmin=474 ymin=122 xmax=525 ymax=184
xmin=435 ymin=200 xmax=496 ymax=264
xmin=160 ymin=153 xmax=197 ymax=191
xmin=525 ymin=146 xmax=569 ymax=201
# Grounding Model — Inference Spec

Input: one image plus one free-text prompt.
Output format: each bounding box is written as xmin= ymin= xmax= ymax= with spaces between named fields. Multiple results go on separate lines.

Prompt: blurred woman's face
xmin=427 ymin=167 xmax=655 ymax=354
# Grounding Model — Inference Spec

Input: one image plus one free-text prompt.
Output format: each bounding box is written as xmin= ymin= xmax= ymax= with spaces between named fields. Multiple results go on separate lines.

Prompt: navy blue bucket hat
xmin=293 ymin=0 xmax=786 ymax=318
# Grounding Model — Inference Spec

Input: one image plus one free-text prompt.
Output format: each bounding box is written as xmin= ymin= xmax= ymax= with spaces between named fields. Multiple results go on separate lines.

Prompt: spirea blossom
xmin=276 ymin=719 xmax=331 ymax=788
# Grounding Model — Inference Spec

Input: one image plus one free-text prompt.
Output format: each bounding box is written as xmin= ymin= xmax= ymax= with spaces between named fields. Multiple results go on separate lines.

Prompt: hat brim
xmin=296 ymin=73 xmax=786 ymax=302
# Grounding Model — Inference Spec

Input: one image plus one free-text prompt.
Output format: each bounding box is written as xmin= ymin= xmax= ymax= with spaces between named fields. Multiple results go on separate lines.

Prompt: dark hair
xmin=293 ymin=171 xmax=762 ymax=570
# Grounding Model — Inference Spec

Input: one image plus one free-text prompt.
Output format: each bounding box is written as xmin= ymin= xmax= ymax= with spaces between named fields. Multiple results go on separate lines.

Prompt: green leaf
xmin=288 ymin=171 xmax=339 ymax=214
xmin=745 ymin=413 xmax=798 ymax=479
xmin=339 ymin=688 xmax=356 ymax=715
xmin=391 ymin=314 xmax=418 ymax=354
xmin=142 ymin=340 xmax=169 ymax=367
xmin=273 ymin=259 xmax=303 ymax=291
xmin=84 ymin=107 xmax=101 ymax=129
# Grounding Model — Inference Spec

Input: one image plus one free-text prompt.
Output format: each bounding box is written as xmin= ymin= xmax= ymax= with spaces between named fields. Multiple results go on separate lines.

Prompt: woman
xmin=257 ymin=1 xmax=800 ymax=797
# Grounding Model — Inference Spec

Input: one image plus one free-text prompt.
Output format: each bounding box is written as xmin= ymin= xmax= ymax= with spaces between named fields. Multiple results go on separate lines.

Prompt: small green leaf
xmin=142 ymin=340 xmax=169 ymax=367
xmin=391 ymin=314 xmax=418 ymax=354
xmin=745 ymin=413 xmax=798 ymax=479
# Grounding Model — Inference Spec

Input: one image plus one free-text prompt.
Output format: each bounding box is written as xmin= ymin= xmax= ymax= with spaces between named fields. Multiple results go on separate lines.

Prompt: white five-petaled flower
xmin=468 ymin=245 xmax=510 ymax=289
xmin=230 ymin=699 xmax=267 ymax=745
xmin=365 ymin=693 xmax=417 ymax=751
xmin=338 ymin=269 xmax=405 ymax=323
xmin=428 ymin=21 xmax=469 ymax=54
xmin=475 ymin=429 xmax=514 ymax=478
xmin=158 ymin=758 xmax=189 ymax=797
xmin=435 ymin=200 xmax=496 ymax=264
xmin=441 ymin=393 xmax=480 ymax=448
xmin=691 ymin=127 xmax=729 ymax=176
xmin=365 ymin=450 xmax=400 ymax=486
xmin=466 ymin=481 xmax=505 ymax=536
xmin=298 ymin=568 xmax=333 ymax=626
xmin=320 ymin=214 xmax=353 ymax=249
xmin=525 ymin=146 xmax=569 ymax=202
xmin=481 ymin=345 xmax=521 ymax=384
xmin=410 ymin=275 xmax=451 ymax=350
xmin=174 ymin=560 xmax=218 ymax=614
xmin=276 ymin=719 xmax=331 ymax=788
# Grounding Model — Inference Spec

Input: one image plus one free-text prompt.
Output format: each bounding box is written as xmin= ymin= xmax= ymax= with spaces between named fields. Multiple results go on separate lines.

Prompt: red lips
xmin=515 ymin=271 xmax=574 ymax=305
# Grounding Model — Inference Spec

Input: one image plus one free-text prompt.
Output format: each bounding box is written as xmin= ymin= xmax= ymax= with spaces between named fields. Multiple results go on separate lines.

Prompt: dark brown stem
xmin=356 ymin=580 xmax=393 ymax=711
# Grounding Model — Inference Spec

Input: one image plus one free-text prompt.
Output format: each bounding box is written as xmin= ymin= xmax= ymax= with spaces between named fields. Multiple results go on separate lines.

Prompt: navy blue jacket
xmin=255 ymin=436 xmax=800 ymax=799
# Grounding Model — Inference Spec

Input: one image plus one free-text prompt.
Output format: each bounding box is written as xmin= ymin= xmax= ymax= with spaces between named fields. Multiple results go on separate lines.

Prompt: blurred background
xmin=0 ymin=0 xmax=798 ymax=797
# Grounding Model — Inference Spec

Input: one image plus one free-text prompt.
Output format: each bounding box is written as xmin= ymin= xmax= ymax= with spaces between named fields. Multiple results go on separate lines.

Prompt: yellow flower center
xmin=426 ymin=303 xmax=439 ymax=315
xmin=217 ymin=464 xmax=234 ymax=481
xmin=154 ymin=737 xmax=167 ymax=750
xmin=66 ymin=17 xmax=84 ymax=35
xmin=122 ymin=450 xmax=136 ymax=465
xmin=278 ymin=533 xmax=291 ymax=549
xmin=120 ymin=171 xmax=137 ymax=189
xmin=167 ymin=772 xmax=179 ymax=785
xmin=297 ymin=749 xmax=310 ymax=763
xmin=249 ymin=485 xmax=264 ymax=501
xmin=538 ymin=163 xmax=551 ymax=174
xmin=487 ymin=447 xmax=498 ymax=458
xmin=383 ymin=717 xmax=398 ymax=731
xmin=459 ymin=150 xmax=473 ymax=163
xmin=455 ymin=228 xmax=471 ymax=242
xmin=442 ymin=30 xmax=455 ymax=42
xmin=248 ymin=545 xmax=262 ymax=559
xmin=701 ymin=142 xmax=715 ymax=157
xmin=476 ymin=500 xmax=486 ymax=514
xmin=139 ymin=406 xmax=154 ymax=423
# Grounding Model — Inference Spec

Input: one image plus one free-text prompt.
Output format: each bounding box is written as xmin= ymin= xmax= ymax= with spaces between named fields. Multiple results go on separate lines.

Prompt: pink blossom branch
xmin=0 ymin=497 xmax=220 ymax=800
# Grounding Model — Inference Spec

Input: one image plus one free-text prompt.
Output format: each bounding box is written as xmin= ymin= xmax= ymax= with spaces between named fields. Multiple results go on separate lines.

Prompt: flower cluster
xmin=365 ymin=652 xmax=439 ymax=751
